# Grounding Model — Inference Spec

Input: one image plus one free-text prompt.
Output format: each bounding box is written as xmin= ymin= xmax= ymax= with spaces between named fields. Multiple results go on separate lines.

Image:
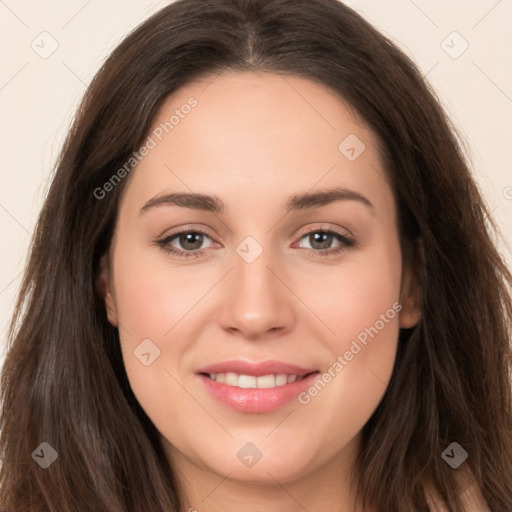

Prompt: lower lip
xmin=197 ymin=373 xmax=320 ymax=413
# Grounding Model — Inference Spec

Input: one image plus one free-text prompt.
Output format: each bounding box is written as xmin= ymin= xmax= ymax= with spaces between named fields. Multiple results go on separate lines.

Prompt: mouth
xmin=199 ymin=371 xmax=316 ymax=388
xmin=195 ymin=360 xmax=320 ymax=413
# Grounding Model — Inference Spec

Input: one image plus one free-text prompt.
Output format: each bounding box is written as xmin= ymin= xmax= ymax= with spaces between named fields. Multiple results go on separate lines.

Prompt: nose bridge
xmin=235 ymin=247 xmax=275 ymax=301
xmin=218 ymin=237 xmax=294 ymax=337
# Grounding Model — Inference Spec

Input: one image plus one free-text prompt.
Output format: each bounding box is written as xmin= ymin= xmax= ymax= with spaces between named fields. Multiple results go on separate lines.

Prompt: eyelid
xmin=155 ymin=223 xmax=216 ymax=240
xmin=293 ymin=222 xmax=354 ymax=240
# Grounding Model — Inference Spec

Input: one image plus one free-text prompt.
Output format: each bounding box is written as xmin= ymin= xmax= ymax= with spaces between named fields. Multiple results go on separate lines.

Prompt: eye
xmin=154 ymin=227 xmax=355 ymax=259
xmin=295 ymin=229 xmax=355 ymax=257
xmin=155 ymin=229 xmax=214 ymax=258
xmin=171 ymin=231 xmax=211 ymax=251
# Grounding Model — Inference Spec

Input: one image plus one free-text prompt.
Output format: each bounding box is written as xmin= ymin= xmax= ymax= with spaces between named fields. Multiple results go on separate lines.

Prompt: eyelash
xmin=154 ymin=227 xmax=356 ymax=259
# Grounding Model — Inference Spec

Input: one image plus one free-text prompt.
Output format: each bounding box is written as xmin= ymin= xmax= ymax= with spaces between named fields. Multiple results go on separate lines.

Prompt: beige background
xmin=1 ymin=0 xmax=511 ymax=359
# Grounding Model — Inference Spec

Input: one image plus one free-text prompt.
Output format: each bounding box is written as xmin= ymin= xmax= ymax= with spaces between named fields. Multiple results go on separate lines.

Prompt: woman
xmin=1 ymin=1 xmax=511 ymax=510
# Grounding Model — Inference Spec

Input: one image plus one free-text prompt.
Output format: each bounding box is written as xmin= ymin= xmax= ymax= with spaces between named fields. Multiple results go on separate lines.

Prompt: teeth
xmin=257 ymin=374 xmax=276 ymax=388
xmin=207 ymin=372 xmax=305 ymax=388
xmin=276 ymin=374 xmax=288 ymax=386
xmin=239 ymin=375 xmax=257 ymax=388
xmin=225 ymin=372 xmax=239 ymax=386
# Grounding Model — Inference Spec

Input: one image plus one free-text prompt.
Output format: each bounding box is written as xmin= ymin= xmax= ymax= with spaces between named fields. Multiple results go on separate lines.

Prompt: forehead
xmin=121 ymin=71 xmax=394 ymax=218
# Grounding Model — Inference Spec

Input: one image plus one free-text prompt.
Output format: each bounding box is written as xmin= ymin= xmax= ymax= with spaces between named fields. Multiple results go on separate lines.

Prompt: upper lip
xmin=195 ymin=360 xmax=317 ymax=377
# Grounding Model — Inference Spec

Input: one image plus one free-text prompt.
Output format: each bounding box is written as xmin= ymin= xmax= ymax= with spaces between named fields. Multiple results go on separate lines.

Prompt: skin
xmin=100 ymin=71 xmax=420 ymax=512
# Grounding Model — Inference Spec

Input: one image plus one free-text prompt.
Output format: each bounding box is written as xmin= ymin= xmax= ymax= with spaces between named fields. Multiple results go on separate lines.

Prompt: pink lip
xmin=196 ymin=359 xmax=316 ymax=377
xmin=195 ymin=360 xmax=319 ymax=414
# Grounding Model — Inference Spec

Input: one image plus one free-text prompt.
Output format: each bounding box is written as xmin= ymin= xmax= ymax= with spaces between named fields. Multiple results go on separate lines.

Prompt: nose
xmin=218 ymin=249 xmax=295 ymax=340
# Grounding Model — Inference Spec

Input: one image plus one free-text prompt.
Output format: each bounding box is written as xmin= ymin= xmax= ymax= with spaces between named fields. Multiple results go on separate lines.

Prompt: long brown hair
xmin=1 ymin=1 xmax=511 ymax=510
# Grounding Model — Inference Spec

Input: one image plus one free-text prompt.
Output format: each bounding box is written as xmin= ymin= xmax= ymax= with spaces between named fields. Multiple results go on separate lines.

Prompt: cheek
xmin=298 ymin=317 xmax=399 ymax=467
xmin=109 ymin=240 xmax=204 ymax=418
xmin=294 ymin=239 xmax=402 ymax=447
xmin=112 ymin=240 xmax=209 ymax=344
xmin=299 ymin=238 xmax=402 ymax=354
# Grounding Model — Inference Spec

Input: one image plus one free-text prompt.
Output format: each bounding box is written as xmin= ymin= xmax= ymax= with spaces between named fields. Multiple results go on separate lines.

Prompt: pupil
xmin=311 ymin=232 xmax=332 ymax=249
xmin=181 ymin=233 xmax=203 ymax=250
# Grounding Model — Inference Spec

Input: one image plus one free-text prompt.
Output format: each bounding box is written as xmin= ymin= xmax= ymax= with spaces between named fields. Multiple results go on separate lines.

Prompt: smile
xmin=205 ymin=372 xmax=310 ymax=388
xmin=195 ymin=360 xmax=320 ymax=413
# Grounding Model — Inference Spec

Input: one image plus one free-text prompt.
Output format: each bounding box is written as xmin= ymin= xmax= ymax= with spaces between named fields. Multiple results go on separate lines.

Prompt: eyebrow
xmin=140 ymin=186 xmax=374 ymax=215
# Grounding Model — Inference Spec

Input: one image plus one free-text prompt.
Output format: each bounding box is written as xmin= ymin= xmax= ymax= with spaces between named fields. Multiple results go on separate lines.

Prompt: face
xmin=100 ymin=71 xmax=420 ymax=488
